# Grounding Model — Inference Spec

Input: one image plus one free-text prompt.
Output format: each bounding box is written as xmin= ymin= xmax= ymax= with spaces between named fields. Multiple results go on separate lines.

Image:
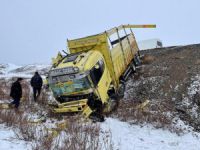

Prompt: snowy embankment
xmin=101 ymin=118 xmax=200 ymax=150
xmin=0 ymin=124 xmax=31 ymax=150
xmin=0 ymin=63 xmax=50 ymax=79
xmin=1 ymin=117 xmax=200 ymax=150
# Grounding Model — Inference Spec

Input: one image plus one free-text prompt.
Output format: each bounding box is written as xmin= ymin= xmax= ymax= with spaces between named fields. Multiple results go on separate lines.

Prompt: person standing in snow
xmin=10 ymin=77 xmax=23 ymax=108
xmin=30 ymin=71 xmax=43 ymax=101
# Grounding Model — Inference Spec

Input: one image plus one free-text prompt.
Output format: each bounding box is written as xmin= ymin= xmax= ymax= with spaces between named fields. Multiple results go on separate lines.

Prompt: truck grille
xmin=56 ymin=94 xmax=91 ymax=103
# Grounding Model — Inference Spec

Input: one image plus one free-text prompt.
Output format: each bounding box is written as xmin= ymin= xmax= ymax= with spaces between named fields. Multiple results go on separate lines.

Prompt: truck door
xmin=90 ymin=59 xmax=110 ymax=103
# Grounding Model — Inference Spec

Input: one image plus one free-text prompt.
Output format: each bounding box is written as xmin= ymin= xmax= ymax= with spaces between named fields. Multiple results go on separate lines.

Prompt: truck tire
xmin=87 ymin=99 xmax=105 ymax=122
xmin=118 ymin=82 xmax=125 ymax=98
xmin=133 ymin=54 xmax=141 ymax=66
xmin=136 ymin=54 xmax=142 ymax=65
xmin=131 ymin=63 xmax=136 ymax=73
xmin=107 ymin=96 xmax=119 ymax=113
xmin=89 ymin=112 xmax=105 ymax=122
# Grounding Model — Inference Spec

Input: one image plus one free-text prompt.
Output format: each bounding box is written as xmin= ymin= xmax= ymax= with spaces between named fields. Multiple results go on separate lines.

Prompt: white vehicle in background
xmin=138 ymin=38 xmax=162 ymax=50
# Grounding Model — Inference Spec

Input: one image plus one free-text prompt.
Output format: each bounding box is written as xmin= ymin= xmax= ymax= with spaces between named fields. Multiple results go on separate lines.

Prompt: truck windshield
xmin=50 ymin=76 xmax=91 ymax=96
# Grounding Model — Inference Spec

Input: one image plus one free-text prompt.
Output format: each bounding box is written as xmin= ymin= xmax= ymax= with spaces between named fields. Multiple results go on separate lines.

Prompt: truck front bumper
xmin=52 ymin=99 xmax=88 ymax=113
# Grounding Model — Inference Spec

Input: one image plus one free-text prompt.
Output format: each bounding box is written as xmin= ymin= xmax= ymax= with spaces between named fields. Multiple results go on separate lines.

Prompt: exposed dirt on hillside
xmin=116 ymin=44 xmax=200 ymax=131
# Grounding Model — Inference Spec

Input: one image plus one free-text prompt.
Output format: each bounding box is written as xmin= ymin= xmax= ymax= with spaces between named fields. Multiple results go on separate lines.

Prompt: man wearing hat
xmin=10 ymin=77 xmax=23 ymax=108
xmin=30 ymin=71 xmax=43 ymax=101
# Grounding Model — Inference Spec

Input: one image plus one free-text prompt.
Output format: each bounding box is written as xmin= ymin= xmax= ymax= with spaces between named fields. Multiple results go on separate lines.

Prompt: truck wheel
xmin=118 ymin=83 xmax=125 ymax=98
xmin=131 ymin=63 xmax=136 ymax=73
xmin=111 ymin=97 xmax=119 ymax=112
xmin=136 ymin=54 xmax=142 ymax=65
xmin=89 ymin=112 xmax=105 ymax=122
xmin=106 ymin=96 xmax=119 ymax=113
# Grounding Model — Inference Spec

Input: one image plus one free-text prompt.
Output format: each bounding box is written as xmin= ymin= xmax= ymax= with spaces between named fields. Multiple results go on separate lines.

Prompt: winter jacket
xmin=31 ymin=74 xmax=43 ymax=88
xmin=10 ymin=81 xmax=22 ymax=99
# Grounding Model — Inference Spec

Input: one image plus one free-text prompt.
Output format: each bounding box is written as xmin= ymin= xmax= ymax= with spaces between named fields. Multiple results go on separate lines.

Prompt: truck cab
xmin=48 ymin=51 xmax=111 ymax=117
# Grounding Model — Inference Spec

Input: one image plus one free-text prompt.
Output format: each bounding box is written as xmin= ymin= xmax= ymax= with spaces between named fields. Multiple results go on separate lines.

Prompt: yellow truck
xmin=47 ymin=24 xmax=156 ymax=121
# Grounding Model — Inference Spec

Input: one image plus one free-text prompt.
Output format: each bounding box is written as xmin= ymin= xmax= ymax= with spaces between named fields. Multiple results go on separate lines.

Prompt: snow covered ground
xmin=1 ymin=117 xmax=200 ymax=150
xmin=0 ymin=63 xmax=50 ymax=79
xmin=0 ymin=124 xmax=31 ymax=150
xmin=101 ymin=118 xmax=200 ymax=150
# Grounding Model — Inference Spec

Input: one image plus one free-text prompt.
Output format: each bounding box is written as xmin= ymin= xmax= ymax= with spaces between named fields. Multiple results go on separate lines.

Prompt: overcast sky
xmin=0 ymin=0 xmax=199 ymax=65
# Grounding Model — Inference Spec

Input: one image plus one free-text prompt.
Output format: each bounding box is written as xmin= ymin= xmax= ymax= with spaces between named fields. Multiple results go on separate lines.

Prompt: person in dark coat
xmin=31 ymin=71 xmax=43 ymax=101
xmin=10 ymin=78 xmax=23 ymax=108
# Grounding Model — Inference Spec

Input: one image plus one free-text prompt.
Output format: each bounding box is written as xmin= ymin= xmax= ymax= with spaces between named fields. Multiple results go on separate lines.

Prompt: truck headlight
xmin=74 ymin=67 xmax=79 ymax=72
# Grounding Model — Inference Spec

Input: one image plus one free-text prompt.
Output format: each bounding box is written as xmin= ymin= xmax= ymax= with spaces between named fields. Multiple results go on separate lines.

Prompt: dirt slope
xmin=118 ymin=44 xmax=200 ymax=131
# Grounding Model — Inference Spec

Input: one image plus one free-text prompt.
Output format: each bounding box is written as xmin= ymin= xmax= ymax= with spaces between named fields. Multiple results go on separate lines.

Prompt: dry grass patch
xmin=31 ymin=117 xmax=114 ymax=150
xmin=0 ymin=78 xmax=114 ymax=150
xmin=0 ymin=109 xmax=26 ymax=127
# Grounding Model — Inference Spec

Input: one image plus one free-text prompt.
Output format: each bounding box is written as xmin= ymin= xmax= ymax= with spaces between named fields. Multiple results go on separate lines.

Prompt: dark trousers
xmin=33 ymin=87 xmax=41 ymax=101
xmin=11 ymin=98 xmax=20 ymax=108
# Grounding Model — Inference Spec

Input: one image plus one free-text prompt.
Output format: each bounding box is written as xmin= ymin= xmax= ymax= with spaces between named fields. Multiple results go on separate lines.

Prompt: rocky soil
xmin=121 ymin=44 xmax=200 ymax=131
